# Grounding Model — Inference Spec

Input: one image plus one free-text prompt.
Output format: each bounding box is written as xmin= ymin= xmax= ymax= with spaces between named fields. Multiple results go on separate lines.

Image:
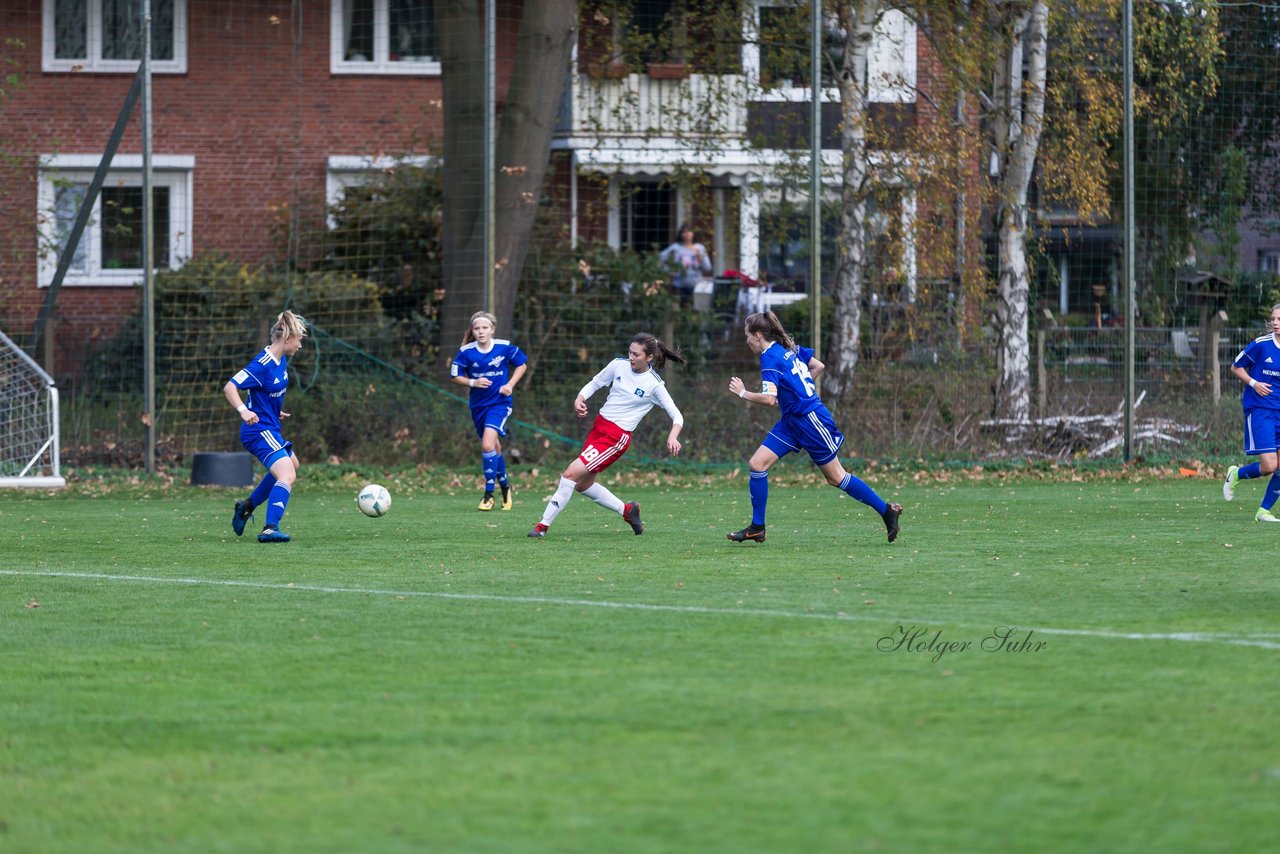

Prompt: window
xmin=37 ymin=154 xmax=193 ymax=287
xmin=332 ymin=0 xmax=440 ymax=75
xmin=325 ymin=154 xmax=436 ymax=224
xmin=617 ymin=182 xmax=675 ymax=254
xmin=43 ymin=0 xmax=187 ymax=73
xmin=1261 ymin=251 xmax=1280 ymax=274
xmin=757 ymin=200 xmax=838 ymax=293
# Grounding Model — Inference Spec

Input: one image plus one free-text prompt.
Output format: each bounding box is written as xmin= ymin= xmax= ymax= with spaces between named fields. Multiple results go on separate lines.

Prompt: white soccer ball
xmin=356 ymin=483 xmax=392 ymax=517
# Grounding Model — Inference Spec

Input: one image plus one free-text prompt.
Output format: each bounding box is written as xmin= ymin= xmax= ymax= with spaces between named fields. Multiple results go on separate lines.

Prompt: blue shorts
xmin=1243 ymin=408 xmax=1280 ymax=454
xmin=762 ymin=406 xmax=845 ymax=465
xmin=471 ymin=403 xmax=513 ymax=439
xmin=241 ymin=427 xmax=294 ymax=469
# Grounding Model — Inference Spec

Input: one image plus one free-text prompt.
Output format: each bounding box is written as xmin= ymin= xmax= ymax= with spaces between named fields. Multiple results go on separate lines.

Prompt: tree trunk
xmin=827 ymin=0 xmax=882 ymax=402
xmin=991 ymin=0 xmax=1047 ymax=421
xmin=436 ymin=0 xmax=576 ymax=360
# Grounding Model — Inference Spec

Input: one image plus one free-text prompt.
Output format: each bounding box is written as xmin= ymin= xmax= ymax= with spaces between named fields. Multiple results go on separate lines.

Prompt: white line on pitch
xmin=4 ymin=569 xmax=1279 ymax=651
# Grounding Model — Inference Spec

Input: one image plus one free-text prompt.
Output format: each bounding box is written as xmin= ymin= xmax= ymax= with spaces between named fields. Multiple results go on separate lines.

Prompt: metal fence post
xmin=1036 ymin=329 xmax=1046 ymax=419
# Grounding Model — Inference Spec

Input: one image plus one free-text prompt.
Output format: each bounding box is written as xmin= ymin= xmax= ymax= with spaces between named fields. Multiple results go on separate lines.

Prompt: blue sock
xmin=1263 ymin=473 xmax=1280 ymax=511
xmin=495 ymin=452 xmax=509 ymax=488
xmin=838 ymin=472 xmax=888 ymax=516
xmin=264 ymin=482 xmax=292 ymax=528
xmin=482 ymin=450 xmax=498 ymax=493
xmin=1239 ymin=462 xmax=1263 ymax=480
xmin=749 ymin=469 xmax=769 ymax=526
xmin=248 ymin=473 xmax=277 ymax=510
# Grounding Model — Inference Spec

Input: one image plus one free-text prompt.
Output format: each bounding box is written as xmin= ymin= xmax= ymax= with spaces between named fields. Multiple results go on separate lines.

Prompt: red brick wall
xmin=0 ymin=0 xmax=532 ymax=373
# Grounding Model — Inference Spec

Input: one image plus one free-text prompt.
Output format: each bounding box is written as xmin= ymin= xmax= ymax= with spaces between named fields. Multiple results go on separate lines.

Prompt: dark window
xmin=620 ymin=183 xmax=674 ymax=254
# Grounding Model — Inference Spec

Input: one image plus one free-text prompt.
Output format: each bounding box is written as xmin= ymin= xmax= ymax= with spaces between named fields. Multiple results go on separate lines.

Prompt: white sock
xmin=580 ymin=482 xmax=624 ymax=515
xmin=540 ymin=477 xmax=577 ymax=526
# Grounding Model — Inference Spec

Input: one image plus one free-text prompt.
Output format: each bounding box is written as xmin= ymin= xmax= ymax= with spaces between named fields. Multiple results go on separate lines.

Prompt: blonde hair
xmin=271 ymin=310 xmax=308 ymax=343
xmin=462 ymin=310 xmax=498 ymax=346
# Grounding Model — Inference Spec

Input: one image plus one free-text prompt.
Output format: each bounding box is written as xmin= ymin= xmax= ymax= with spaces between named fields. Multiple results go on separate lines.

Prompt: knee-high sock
xmin=540 ymin=477 xmax=577 ymax=527
xmin=580 ymin=482 xmax=624 ymax=515
xmin=248 ymin=473 xmax=277 ymax=510
xmin=1262 ymin=473 xmax=1280 ymax=511
xmin=749 ymin=469 xmax=769 ymax=526
xmin=264 ymin=481 xmax=292 ymax=528
xmin=496 ymin=452 xmax=509 ymax=487
xmin=1240 ymin=462 xmax=1263 ymax=480
xmin=482 ymin=450 xmax=499 ymax=492
xmin=837 ymin=472 xmax=888 ymax=516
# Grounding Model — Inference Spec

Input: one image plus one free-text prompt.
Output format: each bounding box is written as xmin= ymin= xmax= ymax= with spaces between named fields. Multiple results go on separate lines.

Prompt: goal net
xmin=0 ymin=328 xmax=65 ymax=488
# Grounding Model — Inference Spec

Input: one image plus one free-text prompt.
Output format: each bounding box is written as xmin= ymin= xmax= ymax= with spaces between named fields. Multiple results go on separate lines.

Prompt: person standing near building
xmin=659 ymin=224 xmax=712 ymax=307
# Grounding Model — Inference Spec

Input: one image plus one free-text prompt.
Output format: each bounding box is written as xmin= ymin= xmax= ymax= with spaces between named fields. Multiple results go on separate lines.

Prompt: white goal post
xmin=0 ymin=328 xmax=66 ymax=488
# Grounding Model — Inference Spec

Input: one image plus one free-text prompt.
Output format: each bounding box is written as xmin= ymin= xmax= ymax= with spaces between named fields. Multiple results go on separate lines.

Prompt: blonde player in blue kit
xmin=451 ymin=311 xmax=528 ymax=511
xmin=726 ymin=311 xmax=902 ymax=544
xmin=223 ymin=310 xmax=308 ymax=543
xmin=528 ymin=333 xmax=684 ymax=539
xmin=1223 ymin=304 xmax=1280 ymax=521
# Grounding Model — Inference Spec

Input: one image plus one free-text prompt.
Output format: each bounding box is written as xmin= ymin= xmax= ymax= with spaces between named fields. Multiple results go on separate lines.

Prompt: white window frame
xmin=1261 ymin=250 xmax=1280 ymax=274
xmin=325 ymin=154 xmax=436 ymax=226
xmin=744 ymin=3 xmax=915 ymax=104
xmin=42 ymin=0 xmax=188 ymax=74
xmin=37 ymin=153 xmax=194 ymax=288
xmin=330 ymin=0 xmax=441 ymax=76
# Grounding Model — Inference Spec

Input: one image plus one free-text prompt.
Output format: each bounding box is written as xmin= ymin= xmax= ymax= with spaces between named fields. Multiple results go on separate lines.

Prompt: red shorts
xmin=578 ymin=414 xmax=632 ymax=473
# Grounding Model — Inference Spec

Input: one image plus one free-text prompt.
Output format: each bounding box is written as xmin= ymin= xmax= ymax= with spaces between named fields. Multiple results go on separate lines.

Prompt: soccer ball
xmin=356 ymin=484 xmax=392 ymax=517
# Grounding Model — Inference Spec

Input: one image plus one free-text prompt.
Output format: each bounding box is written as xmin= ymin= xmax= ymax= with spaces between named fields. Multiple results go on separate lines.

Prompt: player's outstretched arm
xmin=728 ymin=376 xmax=776 ymax=407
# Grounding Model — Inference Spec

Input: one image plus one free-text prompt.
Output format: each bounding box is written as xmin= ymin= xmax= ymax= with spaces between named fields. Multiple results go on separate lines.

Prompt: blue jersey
xmin=451 ymin=339 xmax=528 ymax=411
xmin=230 ymin=347 xmax=290 ymax=432
xmin=759 ymin=342 xmax=821 ymax=418
xmin=1233 ymin=334 xmax=1280 ymax=411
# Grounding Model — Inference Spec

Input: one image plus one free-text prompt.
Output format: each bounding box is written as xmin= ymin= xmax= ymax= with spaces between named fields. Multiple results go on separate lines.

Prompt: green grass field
xmin=2 ymin=467 xmax=1278 ymax=852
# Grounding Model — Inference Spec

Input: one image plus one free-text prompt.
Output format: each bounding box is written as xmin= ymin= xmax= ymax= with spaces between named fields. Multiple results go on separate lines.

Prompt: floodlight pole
xmin=483 ymin=0 xmax=496 ymax=313
xmin=1122 ymin=0 xmax=1135 ymax=461
xmin=809 ymin=0 xmax=823 ymax=378
xmin=142 ymin=0 xmax=156 ymax=474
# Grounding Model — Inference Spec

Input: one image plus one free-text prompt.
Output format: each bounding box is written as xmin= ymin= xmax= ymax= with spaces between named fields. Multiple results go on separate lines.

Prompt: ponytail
xmin=631 ymin=332 xmax=685 ymax=371
xmin=271 ymin=310 xmax=308 ymax=343
xmin=744 ymin=311 xmax=797 ymax=352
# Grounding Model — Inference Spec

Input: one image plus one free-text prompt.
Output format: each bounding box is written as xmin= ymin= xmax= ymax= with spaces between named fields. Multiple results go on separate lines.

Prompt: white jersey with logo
xmin=578 ymin=358 xmax=683 ymax=432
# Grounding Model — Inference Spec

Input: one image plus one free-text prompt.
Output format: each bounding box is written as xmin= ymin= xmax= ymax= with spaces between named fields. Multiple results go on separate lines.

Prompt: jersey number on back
xmin=791 ymin=359 xmax=816 ymax=397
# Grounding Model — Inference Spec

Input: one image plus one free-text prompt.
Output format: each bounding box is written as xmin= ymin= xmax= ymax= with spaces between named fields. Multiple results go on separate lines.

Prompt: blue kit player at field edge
xmin=451 ymin=310 xmax=528 ymax=511
xmin=222 ymin=310 xmax=308 ymax=543
xmin=1223 ymin=304 xmax=1280 ymax=522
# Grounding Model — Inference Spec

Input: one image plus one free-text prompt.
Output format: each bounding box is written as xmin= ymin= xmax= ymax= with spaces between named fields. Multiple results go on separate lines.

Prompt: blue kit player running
xmin=726 ymin=311 xmax=902 ymax=544
xmin=1223 ymin=304 xmax=1280 ymax=521
xmin=451 ymin=311 xmax=528 ymax=511
xmin=223 ymin=310 xmax=308 ymax=543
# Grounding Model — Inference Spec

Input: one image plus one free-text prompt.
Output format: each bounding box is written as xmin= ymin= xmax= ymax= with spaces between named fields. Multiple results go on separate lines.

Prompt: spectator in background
xmin=660 ymin=224 xmax=712 ymax=307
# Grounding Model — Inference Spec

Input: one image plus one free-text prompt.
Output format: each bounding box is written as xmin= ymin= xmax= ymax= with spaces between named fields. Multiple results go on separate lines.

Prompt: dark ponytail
xmin=631 ymin=332 xmax=685 ymax=371
xmin=744 ymin=311 xmax=797 ymax=352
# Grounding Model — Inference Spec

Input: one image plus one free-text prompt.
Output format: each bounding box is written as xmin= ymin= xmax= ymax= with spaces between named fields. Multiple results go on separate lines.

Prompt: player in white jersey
xmin=529 ymin=333 xmax=685 ymax=539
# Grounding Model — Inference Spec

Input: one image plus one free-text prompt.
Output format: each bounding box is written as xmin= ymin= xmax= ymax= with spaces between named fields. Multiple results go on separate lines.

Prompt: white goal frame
xmin=0 ymin=328 xmax=66 ymax=488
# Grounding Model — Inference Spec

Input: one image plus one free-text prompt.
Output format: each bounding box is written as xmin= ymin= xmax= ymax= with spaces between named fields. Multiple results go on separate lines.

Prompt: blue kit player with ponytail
xmin=451 ymin=311 xmax=528 ymax=511
xmin=224 ymin=310 xmax=308 ymax=543
xmin=726 ymin=311 xmax=902 ymax=544
xmin=1223 ymin=304 xmax=1280 ymax=521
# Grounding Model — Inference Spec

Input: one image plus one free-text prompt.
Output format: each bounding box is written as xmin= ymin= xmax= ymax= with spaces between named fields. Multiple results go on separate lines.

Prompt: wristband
xmin=469 ymin=379 xmax=475 ymax=388
xmin=236 ymin=404 xmax=248 ymax=413
xmin=1250 ymin=378 xmax=1258 ymax=389
xmin=738 ymin=388 xmax=747 ymax=399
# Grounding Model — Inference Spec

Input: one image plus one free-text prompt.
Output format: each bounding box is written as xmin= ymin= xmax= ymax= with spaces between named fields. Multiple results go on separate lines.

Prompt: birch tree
xmin=986 ymin=1 xmax=1047 ymax=421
